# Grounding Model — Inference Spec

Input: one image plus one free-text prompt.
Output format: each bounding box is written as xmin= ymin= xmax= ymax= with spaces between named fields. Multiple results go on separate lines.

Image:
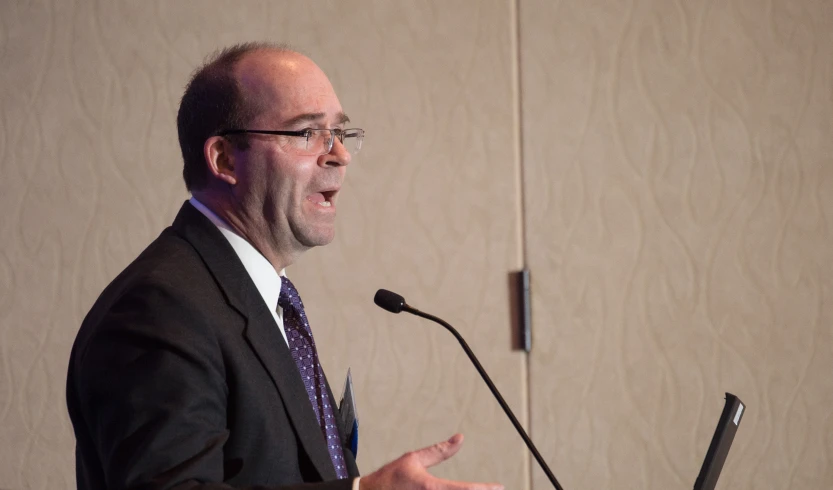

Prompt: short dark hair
xmin=177 ymin=42 xmax=291 ymax=191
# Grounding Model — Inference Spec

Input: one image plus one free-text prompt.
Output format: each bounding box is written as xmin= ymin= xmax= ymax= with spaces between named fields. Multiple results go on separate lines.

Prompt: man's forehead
xmin=283 ymin=112 xmax=351 ymax=126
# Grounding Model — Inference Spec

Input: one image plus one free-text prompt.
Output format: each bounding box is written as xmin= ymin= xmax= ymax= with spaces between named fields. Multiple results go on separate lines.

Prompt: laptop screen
xmin=694 ymin=393 xmax=745 ymax=490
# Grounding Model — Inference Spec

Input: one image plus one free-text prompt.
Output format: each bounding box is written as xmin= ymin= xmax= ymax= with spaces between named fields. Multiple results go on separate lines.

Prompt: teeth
xmin=319 ymin=201 xmax=332 ymax=207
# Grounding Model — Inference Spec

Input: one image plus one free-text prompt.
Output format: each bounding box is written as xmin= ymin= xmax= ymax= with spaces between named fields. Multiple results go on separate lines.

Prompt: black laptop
xmin=693 ymin=393 xmax=746 ymax=490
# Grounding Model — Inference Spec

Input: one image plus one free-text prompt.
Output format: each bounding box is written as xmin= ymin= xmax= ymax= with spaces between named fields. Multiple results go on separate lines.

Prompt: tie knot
xmin=278 ymin=276 xmax=301 ymax=311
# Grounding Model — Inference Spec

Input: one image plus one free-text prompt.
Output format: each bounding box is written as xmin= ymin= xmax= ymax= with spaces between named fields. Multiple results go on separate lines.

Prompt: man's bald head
xmin=177 ymin=42 xmax=306 ymax=192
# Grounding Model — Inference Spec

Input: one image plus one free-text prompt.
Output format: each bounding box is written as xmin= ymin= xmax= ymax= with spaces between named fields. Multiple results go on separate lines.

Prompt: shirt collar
xmin=189 ymin=197 xmax=285 ymax=313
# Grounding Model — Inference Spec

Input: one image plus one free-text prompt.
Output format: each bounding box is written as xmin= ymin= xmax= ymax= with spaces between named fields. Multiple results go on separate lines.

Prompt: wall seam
xmin=509 ymin=1 xmax=532 ymax=490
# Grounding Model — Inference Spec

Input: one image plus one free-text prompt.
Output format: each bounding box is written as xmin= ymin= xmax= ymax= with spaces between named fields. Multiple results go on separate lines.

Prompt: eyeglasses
xmin=217 ymin=128 xmax=364 ymax=156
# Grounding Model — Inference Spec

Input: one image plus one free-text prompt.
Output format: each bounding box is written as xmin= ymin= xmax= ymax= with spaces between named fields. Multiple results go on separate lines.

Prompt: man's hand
xmin=359 ymin=434 xmax=504 ymax=490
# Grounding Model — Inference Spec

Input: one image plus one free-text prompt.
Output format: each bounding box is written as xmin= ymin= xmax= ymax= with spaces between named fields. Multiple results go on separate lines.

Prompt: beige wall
xmin=522 ymin=1 xmax=833 ymax=489
xmin=0 ymin=1 xmax=831 ymax=489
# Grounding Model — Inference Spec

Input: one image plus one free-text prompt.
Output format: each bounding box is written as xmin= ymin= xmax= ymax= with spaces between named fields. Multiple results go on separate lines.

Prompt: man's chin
xmin=296 ymin=228 xmax=336 ymax=248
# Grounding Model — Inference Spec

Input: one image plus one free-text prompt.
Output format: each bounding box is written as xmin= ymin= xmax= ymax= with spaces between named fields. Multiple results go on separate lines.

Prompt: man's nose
xmin=321 ymin=137 xmax=351 ymax=167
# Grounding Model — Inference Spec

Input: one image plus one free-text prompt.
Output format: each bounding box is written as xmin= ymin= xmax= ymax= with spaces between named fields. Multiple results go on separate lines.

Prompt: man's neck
xmin=190 ymin=191 xmax=297 ymax=273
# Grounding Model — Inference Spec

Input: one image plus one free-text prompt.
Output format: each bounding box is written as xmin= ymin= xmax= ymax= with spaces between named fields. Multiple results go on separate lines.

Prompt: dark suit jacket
xmin=66 ymin=201 xmax=359 ymax=490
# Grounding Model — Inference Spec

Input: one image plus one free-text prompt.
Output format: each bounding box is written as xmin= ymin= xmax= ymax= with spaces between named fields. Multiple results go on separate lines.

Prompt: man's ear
xmin=204 ymin=136 xmax=238 ymax=186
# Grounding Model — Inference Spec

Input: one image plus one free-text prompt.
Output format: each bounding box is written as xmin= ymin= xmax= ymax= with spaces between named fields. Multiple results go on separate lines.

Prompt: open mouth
xmin=308 ymin=190 xmax=337 ymax=207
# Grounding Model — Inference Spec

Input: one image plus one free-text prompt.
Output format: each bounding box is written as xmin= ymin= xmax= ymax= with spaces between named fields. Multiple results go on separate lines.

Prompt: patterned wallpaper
xmin=1 ymin=1 xmax=831 ymax=489
xmin=521 ymin=0 xmax=833 ymax=489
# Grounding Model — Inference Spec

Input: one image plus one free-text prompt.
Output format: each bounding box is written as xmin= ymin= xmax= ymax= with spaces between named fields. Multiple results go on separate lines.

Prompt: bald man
xmin=66 ymin=43 xmax=503 ymax=490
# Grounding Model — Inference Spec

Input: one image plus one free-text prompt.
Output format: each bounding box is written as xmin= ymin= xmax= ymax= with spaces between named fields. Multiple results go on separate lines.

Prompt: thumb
xmin=413 ymin=433 xmax=465 ymax=468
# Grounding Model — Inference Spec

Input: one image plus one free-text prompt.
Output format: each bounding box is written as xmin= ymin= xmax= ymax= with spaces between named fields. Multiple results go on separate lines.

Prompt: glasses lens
xmin=311 ymin=130 xmax=333 ymax=155
xmin=281 ymin=129 xmax=363 ymax=155
xmin=342 ymin=129 xmax=364 ymax=154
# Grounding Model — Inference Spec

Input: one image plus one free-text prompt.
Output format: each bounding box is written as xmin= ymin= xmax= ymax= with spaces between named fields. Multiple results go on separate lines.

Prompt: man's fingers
xmin=412 ymin=433 xmax=465 ymax=468
xmin=361 ymin=435 xmax=505 ymax=490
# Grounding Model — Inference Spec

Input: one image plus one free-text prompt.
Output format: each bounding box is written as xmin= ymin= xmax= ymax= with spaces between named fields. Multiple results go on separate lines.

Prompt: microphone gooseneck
xmin=373 ymin=289 xmax=565 ymax=490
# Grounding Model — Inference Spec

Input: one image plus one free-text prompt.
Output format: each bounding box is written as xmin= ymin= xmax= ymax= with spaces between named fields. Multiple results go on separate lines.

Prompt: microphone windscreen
xmin=374 ymin=289 xmax=405 ymax=313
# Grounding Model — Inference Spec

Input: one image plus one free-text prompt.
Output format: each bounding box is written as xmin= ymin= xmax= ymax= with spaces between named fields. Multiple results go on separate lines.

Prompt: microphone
xmin=373 ymin=289 xmax=565 ymax=490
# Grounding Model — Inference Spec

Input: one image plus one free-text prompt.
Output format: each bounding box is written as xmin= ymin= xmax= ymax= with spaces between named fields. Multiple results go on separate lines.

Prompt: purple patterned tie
xmin=278 ymin=277 xmax=349 ymax=479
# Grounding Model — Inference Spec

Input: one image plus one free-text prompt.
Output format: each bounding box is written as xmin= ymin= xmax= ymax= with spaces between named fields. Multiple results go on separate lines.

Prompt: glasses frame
xmin=216 ymin=128 xmax=364 ymax=155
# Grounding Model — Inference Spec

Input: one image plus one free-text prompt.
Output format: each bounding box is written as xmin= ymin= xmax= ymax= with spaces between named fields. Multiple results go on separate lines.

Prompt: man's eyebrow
xmin=282 ymin=112 xmax=351 ymax=127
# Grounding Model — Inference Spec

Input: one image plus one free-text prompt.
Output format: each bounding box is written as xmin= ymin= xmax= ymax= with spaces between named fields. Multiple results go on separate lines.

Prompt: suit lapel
xmin=171 ymin=201 xmax=338 ymax=481
xmin=243 ymin=309 xmax=339 ymax=481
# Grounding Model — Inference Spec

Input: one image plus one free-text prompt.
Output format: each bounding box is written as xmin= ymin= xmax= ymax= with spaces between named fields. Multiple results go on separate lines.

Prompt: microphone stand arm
xmin=403 ymin=305 xmax=565 ymax=490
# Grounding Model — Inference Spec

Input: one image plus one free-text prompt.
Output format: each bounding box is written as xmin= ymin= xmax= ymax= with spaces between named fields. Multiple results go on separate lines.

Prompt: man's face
xmin=229 ymin=51 xmax=351 ymax=257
